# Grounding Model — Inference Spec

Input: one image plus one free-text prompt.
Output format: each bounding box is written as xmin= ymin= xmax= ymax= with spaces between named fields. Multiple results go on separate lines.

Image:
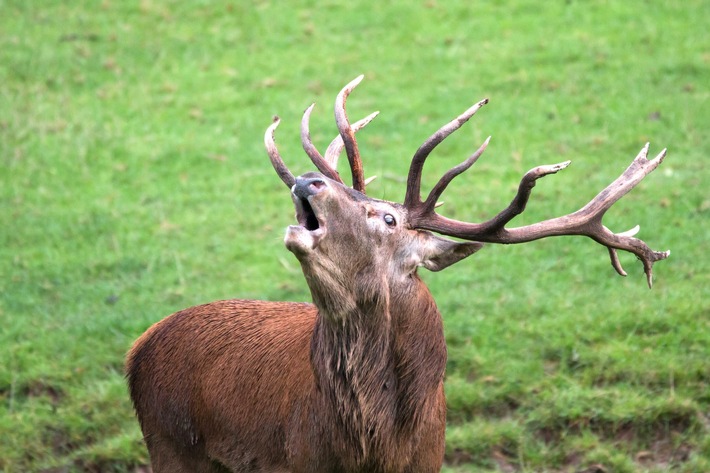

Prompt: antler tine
xmin=568 ymin=144 xmax=670 ymax=287
xmin=264 ymin=116 xmax=296 ymax=189
xmin=404 ymin=98 xmax=489 ymax=209
xmin=335 ymin=75 xmax=367 ymax=193
xmin=267 ymin=79 xmax=377 ymax=192
xmin=300 ymin=104 xmax=344 ymax=184
xmin=325 ymin=111 xmax=380 ymax=168
xmin=407 ymin=159 xmax=571 ymax=236
xmin=408 ymin=143 xmax=670 ymax=288
xmin=421 ymin=136 xmax=492 ymax=214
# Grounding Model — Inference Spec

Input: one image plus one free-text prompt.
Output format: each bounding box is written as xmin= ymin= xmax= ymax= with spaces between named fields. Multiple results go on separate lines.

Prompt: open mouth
xmin=286 ymin=175 xmax=328 ymax=253
xmin=286 ymin=194 xmax=326 ymax=252
xmin=298 ymin=197 xmax=320 ymax=231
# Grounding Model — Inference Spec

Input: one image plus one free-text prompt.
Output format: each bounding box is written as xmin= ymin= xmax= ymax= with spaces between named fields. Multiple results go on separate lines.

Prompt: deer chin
xmin=285 ymin=224 xmax=325 ymax=254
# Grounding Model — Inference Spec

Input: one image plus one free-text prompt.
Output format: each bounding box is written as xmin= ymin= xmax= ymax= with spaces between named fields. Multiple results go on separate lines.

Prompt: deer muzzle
xmin=285 ymin=174 xmax=329 ymax=254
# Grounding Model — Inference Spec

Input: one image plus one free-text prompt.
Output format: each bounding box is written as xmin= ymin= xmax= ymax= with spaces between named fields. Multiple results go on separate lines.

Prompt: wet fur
xmin=127 ymin=280 xmax=447 ymax=472
xmin=126 ymin=174 xmax=475 ymax=472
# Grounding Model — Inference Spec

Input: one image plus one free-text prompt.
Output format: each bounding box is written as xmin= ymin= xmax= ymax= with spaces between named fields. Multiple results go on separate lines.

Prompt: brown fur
xmin=127 ymin=174 xmax=481 ymax=472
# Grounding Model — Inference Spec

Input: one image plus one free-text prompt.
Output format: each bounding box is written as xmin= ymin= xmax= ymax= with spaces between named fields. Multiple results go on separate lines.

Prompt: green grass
xmin=1 ymin=0 xmax=708 ymax=471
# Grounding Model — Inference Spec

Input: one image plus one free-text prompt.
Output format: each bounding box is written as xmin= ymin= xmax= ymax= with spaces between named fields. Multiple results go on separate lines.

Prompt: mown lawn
xmin=1 ymin=1 xmax=708 ymax=472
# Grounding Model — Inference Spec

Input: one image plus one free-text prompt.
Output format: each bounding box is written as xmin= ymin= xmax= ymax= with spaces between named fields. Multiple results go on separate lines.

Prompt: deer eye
xmin=383 ymin=214 xmax=396 ymax=226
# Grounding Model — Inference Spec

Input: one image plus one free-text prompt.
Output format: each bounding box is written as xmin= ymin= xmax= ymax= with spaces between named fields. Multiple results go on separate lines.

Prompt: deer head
xmin=265 ymin=79 xmax=494 ymax=319
xmin=266 ymin=76 xmax=669 ymax=298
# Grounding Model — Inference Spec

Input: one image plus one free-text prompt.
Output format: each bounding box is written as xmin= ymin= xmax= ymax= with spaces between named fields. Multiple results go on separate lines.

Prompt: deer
xmin=126 ymin=76 xmax=669 ymax=473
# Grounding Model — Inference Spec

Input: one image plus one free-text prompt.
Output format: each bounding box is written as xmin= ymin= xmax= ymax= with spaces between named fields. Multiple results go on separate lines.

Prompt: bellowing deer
xmin=126 ymin=76 xmax=669 ymax=472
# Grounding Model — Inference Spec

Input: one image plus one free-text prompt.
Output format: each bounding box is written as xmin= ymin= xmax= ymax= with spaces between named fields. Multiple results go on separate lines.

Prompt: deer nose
xmin=293 ymin=175 xmax=327 ymax=199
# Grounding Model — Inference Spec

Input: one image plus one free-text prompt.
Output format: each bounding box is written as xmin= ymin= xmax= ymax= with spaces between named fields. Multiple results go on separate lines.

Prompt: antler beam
xmin=264 ymin=117 xmax=296 ymax=189
xmin=300 ymin=104 xmax=344 ymax=183
xmin=335 ymin=75 xmax=368 ymax=193
xmin=325 ymin=111 xmax=379 ymax=169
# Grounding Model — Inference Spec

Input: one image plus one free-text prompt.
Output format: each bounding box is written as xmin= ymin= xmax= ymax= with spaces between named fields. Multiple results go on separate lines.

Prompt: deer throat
xmin=308 ymin=280 xmax=446 ymax=464
xmin=310 ymin=307 xmax=396 ymax=462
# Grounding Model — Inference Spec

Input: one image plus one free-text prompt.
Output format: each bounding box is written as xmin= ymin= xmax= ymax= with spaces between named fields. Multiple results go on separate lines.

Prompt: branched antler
xmin=405 ymin=102 xmax=670 ymax=287
xmin=404 ymin=98 xmax=489 ymax=209
xmin=265 ymin=77 xmax=670 ymax=286
xmin=265 ymin=78 xmax=378 ymax=193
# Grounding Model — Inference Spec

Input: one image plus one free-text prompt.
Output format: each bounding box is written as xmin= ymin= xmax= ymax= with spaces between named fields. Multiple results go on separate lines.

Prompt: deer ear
xmin=417 ymin=232 xmax=484 ymax=272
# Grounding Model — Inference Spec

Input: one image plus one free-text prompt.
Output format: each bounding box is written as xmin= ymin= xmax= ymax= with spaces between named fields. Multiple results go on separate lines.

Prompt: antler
xmin=301 ymin=103 xmax=380 ymax=181
xmin=405 ymin=102 xmax=670 ymax=288
xmin=324 ymin=111 xmax=379 ymax=169
xmin=264 ymin=117 xmax=296 ymax=188
xmin=265 ymin=76 xmax=378 ymax=192
xmin=300 ymin=104 xmax=345 ymax=183
xmin=404 ymin=98 xmax=490 ymax=209
xmin=335 ymin=75 xmax=368 ymax=193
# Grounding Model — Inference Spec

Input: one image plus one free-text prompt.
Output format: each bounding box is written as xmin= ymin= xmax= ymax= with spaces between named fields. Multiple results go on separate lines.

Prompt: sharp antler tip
xmin=351 ymin=74 xmax=365 ymax=86
xmin=646 ymin=271 xmax=654 ymax=289
xmin=266 ymin=117 xmax=281 ymax=135
xmin=618 ymin=225 xmax=640 ymax=237
xmin=555 ymin=160 xmax=572 ymax=171
xmin=655 ymin=147 xmax=668 ymax=162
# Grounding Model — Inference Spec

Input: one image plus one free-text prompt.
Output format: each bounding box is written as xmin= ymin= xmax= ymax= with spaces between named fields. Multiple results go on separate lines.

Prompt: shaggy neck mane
xmin=309 ymin=275 xmax=447 ymax=469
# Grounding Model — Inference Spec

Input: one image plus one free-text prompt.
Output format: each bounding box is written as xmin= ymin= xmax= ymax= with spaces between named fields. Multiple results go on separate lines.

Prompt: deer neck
xmin=309 ymin=273 xmax=447 ymax=463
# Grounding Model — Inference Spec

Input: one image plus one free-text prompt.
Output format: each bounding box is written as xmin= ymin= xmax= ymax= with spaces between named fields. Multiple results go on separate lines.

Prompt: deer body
xmin=127 ymin=175 xmax=465 ymax=471
xmin=127 ymin=77 xmax=669 ymax=472
xmin=128 ymin=299 xmax=448 ymax=472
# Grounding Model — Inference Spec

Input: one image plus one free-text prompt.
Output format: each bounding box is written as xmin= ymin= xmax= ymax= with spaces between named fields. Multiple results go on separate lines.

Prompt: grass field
xmin=1 ymin=1 xmax=708 ymax=471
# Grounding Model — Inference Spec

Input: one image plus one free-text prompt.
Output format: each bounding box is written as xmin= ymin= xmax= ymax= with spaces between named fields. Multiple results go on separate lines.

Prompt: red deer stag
xmin=126 ymin=76 xmax=669 ymax=472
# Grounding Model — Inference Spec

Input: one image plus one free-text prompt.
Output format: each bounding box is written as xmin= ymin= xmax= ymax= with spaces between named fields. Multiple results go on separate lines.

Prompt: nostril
xmin=309 ymin=180 xmax=326 ymax=192
xmin=293 ymin=176 xmax=328 ymax=199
